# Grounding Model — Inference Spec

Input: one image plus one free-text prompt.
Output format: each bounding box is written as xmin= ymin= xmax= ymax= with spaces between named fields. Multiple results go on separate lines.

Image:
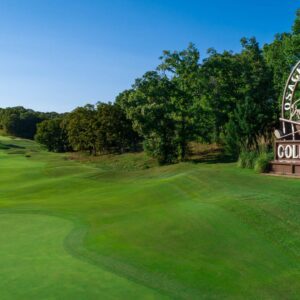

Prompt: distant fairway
xmin=1 ymin=136 xmax=300 ymax=299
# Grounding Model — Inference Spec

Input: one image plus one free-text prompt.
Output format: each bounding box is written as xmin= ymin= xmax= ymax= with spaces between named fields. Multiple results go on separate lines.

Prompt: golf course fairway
xmin=0 ymin=214 xmax=163 ymax=300
xmin=1 ymin=136 xmax=300 ymax=299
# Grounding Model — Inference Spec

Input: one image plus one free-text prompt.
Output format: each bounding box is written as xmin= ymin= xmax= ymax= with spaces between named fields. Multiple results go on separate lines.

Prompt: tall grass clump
xmin=238 ymin=148 xmax=273 ymax=173
xmin=254 ymin=152 xmax=273 ymax=173
xmin=238 ymin=151 xmax=258 ymax=169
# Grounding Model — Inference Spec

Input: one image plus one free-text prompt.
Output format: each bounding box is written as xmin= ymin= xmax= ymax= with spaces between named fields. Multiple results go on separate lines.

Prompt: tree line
xmin=1 ymin=9 xmax=299 ymax=164
xmin=0 ymin=106 xmax=59 ymax=139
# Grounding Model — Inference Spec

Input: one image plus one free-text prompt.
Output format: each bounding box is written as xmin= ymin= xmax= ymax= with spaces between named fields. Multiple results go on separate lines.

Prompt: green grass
xmin=1 ymin=136 xmax=300 ymax=299
xmin=0 ymin=214 xmax=163 ymax=300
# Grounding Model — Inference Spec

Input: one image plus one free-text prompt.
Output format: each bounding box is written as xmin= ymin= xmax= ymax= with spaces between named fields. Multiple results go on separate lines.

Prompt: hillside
xmin=1 ymin=136 xmax=300 ymax=299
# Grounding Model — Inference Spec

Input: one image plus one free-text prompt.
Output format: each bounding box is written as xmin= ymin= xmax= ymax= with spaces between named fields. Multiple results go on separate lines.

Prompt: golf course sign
xmin=271 ymin=61 xmax=300 ymax=174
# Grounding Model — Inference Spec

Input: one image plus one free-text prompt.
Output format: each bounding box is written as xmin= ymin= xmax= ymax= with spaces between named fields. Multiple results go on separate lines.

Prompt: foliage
xmin=0 ymin=106 xmax=59 ymax=139
xmin=237 ymin=151 xmax=258 ymax=169
xmin=238 ymin=149 xmax=273 ymax=173
xmin=96 ymin=102 xmax=140 ymax=153
xmin=65 ymin=105 xmax=98 ymax=154
xmin=263 ymin=9 xmax=300 ymax=106
xmin=120 ymin=44 xmax=211 ymax=163
xmin=64 ymin=103 xmax=139 ymax=155
xmin=293 ymin=9 xmax=300 ymax=35
xmin=254 ymin=151 xmax=273 ymax=173
xmin=35 ymin=118 xmax=70 ymax=152
xmin=158 ymin=43 xmax=204 ymax=161
xmin=223 ymin=38 xmax=276 ymax=154
xmin=200 ymin=50 xmax=241 ymax=142
xmin=123 ymin=71 xmax=178 ymax=164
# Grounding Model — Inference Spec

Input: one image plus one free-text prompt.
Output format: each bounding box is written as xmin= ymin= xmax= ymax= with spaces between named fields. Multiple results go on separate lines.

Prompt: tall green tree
xmin=263 ymin=9 xmax=300 ymax=105
xmin=158 ymin=43 xmax=202 ymax=160
xmin=200 ymin=49 xmax=242 ymax=142
xmin=224 ymin=38 xmax=276 ymax=154
xmin=96 ymin=102 xmax=140 ymax=153
xmin=115 ymin=89 xmax=134 ymax=111
xmin=65 ymin=105 xmax=98 ymax=155
xmin=35 ymin=118 xmax=70 ymax=152
xmin=0 ymin=106 xmax=53 ymax=139
xmin=293 ymin=8 xmax=300 ymax=35
xmin=124 ymin=71 xmax=178 ymax=164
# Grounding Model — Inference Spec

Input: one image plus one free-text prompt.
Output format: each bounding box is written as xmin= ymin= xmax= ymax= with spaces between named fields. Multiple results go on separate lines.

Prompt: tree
xmin=293 ymin=8 xmax=300 ymax=35
xmin=96 ymin=102 xmax=140 ymax=153
xmin=224 ymin=38 xmax=276 ymax=154
xmin=200 ymin=49 xmax=242 ymax=142
xmin=124 ymin=71 xmax=178 ymax=164
xmin=35 ymin=118 xmax=70 ymax=152
xmin=158 ymin=43 xmax=203 ymax=160
xmin=0 ymin=107 xmax=51 ymax=139
xmin=263 ymin=9 xmax=300 ymax=106
xmin=62 ymin=102 xmax=139 ymax=155
xmin=65 ymin=105 xmax=98 ymax=155
xmin=115 ymin=89 xmax=134 ymax=111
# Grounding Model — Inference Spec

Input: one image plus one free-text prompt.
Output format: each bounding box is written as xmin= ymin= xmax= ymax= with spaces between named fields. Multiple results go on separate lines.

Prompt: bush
xmin=237 ymin=152 xmax=247 ymax=168
xmin=254 ymin=152 xmax=273 ymax=173
xmin=238 ymin=151 xmax=258 ymax=169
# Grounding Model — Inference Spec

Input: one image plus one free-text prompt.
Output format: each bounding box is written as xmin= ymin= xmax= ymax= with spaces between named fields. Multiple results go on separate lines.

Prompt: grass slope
xmin=1 ymin=136 xmax=300 ymax=299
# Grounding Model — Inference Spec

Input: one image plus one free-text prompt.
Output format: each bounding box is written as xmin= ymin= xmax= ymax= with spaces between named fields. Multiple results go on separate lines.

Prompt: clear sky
xmin=0 ymin=0 xmax=298 ymax=112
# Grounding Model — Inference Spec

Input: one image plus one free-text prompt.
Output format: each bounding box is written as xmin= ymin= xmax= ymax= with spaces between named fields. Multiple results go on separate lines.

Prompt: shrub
xmin=237 ymin=152 xmax=247 ymax=168
xmin=238 ymin=151 xmax=258 ymax=169
xmin=254 ymin=152 xmax=273 ymax=173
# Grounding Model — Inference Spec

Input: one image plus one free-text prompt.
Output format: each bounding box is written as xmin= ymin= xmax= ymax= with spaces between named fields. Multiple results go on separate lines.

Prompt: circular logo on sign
xmin=276 ymin=61 xmax=300 ymax=140
xmin=282 ymin=61 xmax=300 ymax=121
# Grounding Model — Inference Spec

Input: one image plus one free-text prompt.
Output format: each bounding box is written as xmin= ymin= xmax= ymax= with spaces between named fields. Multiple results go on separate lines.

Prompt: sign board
xmin=275 ymin=141 xmax=300 ymax=160
xmin=270 ymin=61 xmax=300 ymax=175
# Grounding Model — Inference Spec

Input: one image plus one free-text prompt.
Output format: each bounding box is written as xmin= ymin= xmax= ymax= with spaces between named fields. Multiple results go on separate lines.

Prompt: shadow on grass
xmin=188 ymin=148 xmax=236 ymax=164
xmin=0 ymin=143 xmax=25 ymax=150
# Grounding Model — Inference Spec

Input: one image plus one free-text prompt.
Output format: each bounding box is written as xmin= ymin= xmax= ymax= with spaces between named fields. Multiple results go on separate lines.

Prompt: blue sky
xmin=0 ymin=0 xmax=298 ymax=112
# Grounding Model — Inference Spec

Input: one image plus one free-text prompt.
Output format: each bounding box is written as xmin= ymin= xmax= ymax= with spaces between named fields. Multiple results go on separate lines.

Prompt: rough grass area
xmin=1 ymin=136 xmax=300 ymax=299
xmin=68 ymin=151 xmax=158 ymax=171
